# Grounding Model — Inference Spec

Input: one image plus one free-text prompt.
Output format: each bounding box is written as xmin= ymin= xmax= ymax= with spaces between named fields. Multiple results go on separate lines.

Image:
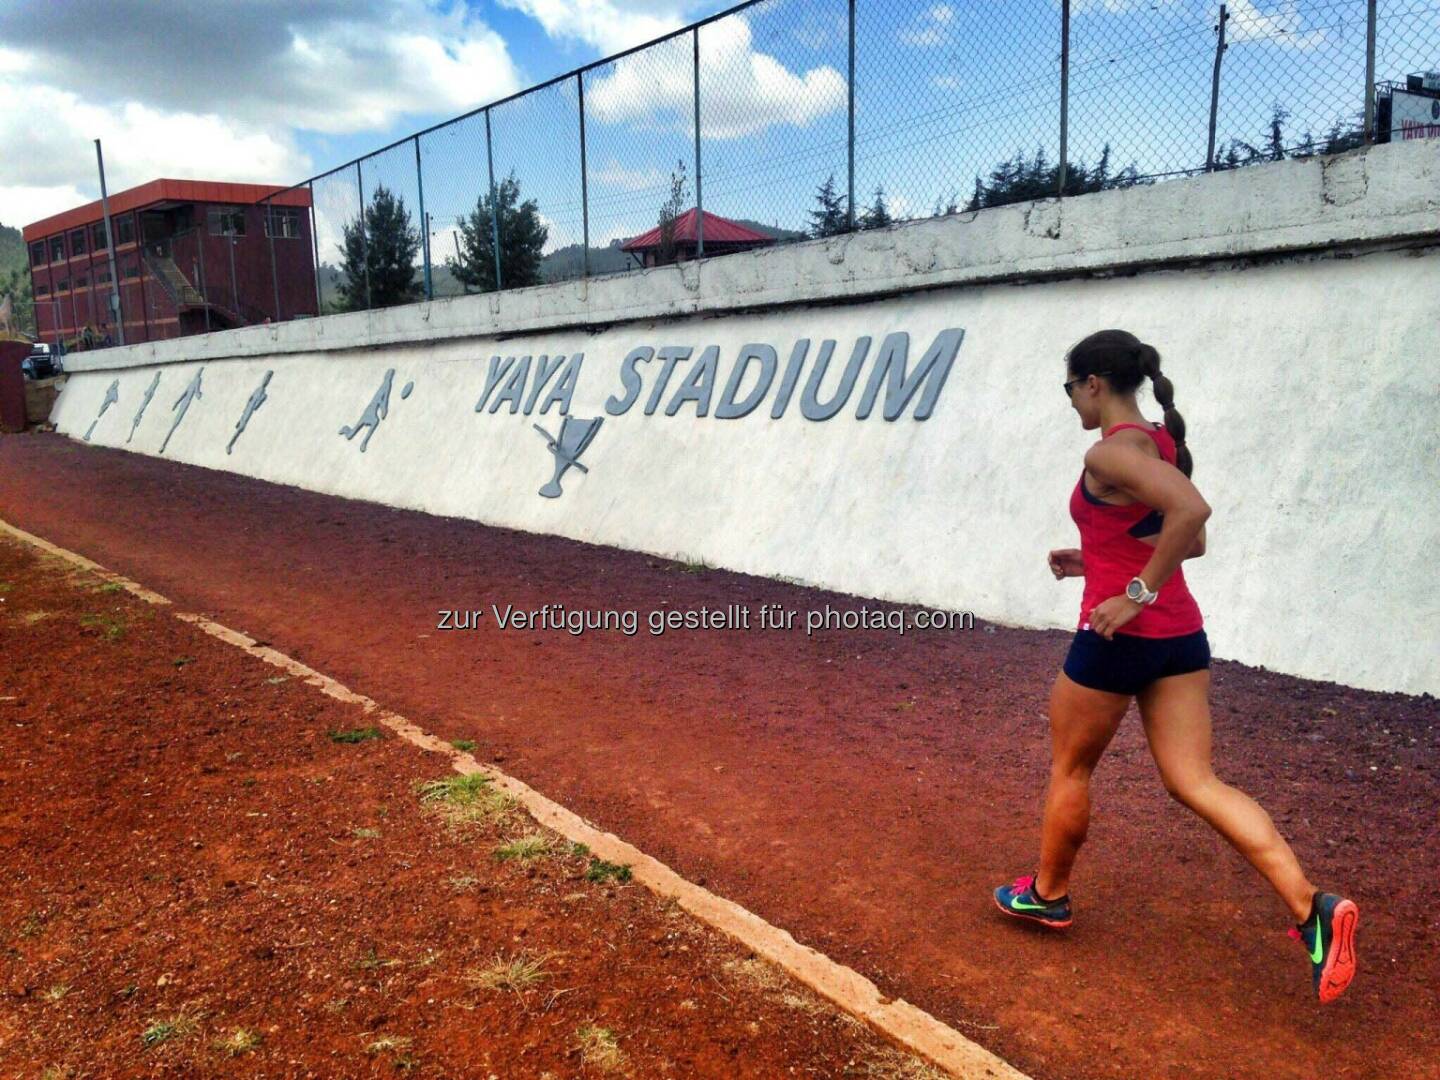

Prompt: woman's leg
xmin=1035 ymin=672 xmax=1131 ymax=900
xmin=1136 ymin=669 xmax=1316 ymax=922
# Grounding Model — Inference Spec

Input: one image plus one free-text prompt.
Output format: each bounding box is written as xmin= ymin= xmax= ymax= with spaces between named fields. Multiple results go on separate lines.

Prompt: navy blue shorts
xmin=1063 ymin=628 xmax=1210 ymax=696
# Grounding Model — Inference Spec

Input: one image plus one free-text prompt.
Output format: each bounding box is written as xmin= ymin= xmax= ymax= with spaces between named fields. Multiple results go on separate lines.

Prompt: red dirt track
xmin=3 ymin=433 xmax=1437 ymax=1080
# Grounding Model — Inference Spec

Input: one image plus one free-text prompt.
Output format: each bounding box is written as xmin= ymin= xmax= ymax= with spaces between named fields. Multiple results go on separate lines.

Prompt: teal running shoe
xmin=993 ymin=873 xmax=1072 ymax=930
xmin=1289 ymin=892 xmax=1359 ymax=1004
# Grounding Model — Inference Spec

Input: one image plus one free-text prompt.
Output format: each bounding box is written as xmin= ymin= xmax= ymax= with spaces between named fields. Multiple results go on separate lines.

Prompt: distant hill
xmin=1 ymin=221 xmax=37 ymax=335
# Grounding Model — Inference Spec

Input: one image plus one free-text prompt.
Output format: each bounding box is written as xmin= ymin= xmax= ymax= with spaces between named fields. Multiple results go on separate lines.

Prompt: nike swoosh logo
xmin=1010 ymin=895 xmax=1050 ymax=911
xmin=1310 ymin=921 xmax=1325 ymax=965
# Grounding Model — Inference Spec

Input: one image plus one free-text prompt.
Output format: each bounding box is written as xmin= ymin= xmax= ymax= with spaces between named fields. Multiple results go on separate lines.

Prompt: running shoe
xmin=1288 ymin=892 xmax=1359 ymax=1003
xmin=993 ymin=873 xmax=1072 ymax=929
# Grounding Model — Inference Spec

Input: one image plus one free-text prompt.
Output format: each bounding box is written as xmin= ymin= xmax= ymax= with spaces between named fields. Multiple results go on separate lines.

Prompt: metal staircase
xmin=142 ymin=250 xmax=250 ymax=329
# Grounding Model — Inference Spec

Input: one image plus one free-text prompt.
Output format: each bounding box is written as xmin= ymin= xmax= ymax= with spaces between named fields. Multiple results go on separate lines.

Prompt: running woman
xmin=993 ymin=329 xmax=1358 ymax=1004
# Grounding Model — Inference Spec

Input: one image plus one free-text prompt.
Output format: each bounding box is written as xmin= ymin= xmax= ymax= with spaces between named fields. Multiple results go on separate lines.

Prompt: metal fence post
xmin=578 ymin=72 xmax=590 ymax=278
xmin=1058 ymin=0 xmax=1070 ymax=197
xmin=848 ymin=0 xmax=856 ymax=230
xmin=693 ymin=27 xmax=704 ymax=258
xmin=356 ymin=162 xmax=372 ymax=310
xmin=309 ymin=181 xmax=322 ymax=314
xmin=1364 ymin=0 xmax=1378 ymax=144
xmin=415 ymin=136 xmax=432 ymax=301
xmin=266 ymin=198 xmax=282 ymax=320
xmin=485 ymin=108 xmax=502 ymax=291
xmin=1206 ymin=4 xmax=1229 ymax=171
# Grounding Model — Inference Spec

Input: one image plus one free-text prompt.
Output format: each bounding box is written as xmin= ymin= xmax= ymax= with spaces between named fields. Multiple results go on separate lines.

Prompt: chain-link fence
xmin=234 ymin=0 xmax=1434 ymax=322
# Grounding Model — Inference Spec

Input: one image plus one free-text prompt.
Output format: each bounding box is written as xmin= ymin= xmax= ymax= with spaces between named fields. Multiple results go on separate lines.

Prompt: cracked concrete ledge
xmin=0 ymin=516 xmax=1030 ymax=1080
xmin=64 ymin=139 xmax=1438 ymax=374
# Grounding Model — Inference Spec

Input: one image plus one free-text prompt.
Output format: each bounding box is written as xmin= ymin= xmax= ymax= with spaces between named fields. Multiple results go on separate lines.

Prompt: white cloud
xmin=0 ymin=81 xmax=309 ymax=228
xmin=593 ymin=161 xmax=669 ymax=192
xmin=586 ymin=16 xmax=846 ymax=140
xmin=0 ymin=185 xmax=89 ymax=234
xmin=1226 ymin=0 xmax=1328 ymax=50
xmin=498 ymin=0 xmax=688 ymax=56
xmin=898 ymin=5 xmax=956 ymax=48
xmin=0 ymin=1 xmax=524 ymax=229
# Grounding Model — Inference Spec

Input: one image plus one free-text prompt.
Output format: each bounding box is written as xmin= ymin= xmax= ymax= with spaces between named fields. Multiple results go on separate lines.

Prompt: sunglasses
xmin=1063 ymin=371 xmax=1110 ymax=397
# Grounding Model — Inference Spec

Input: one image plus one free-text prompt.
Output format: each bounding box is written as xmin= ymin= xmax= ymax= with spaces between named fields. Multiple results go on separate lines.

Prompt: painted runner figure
xmin=992 ymin=329 xmax=1359 ymax=1005
xmin=340 ymin=369 xmax=411 ymax=452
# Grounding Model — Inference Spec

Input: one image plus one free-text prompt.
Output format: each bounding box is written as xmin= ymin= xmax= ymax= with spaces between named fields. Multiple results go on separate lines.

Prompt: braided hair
xmin=1064 ymin=329 xmax=1193 ymax=477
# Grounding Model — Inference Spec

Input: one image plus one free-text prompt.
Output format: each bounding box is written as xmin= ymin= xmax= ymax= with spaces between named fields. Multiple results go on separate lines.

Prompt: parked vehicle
xmin=21 ymin=343 xmax=63 ymax=380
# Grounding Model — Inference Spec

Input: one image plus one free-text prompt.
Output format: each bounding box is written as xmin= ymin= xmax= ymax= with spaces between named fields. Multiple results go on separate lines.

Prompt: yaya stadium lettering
xmin=473 ymin=328 xmax=965 ymax=423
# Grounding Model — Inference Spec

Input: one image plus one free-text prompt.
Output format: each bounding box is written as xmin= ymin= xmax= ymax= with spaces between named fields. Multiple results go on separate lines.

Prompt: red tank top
xmin=1069 ymin=422 xmax=1204 ymax=638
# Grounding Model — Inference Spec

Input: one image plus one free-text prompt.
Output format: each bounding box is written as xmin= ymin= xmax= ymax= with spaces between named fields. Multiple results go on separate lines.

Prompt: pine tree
xmin=963 ymin=144 xmax=1150 ymax=209
xmin=338 ymin=185 xmax=421 ymax=311
xmin=808 ymin=173 xmax=850 ymax=238
xmin=450 ymin=171 xmax=549 ymax=293
xmin=860 ymin=185 xmax=893 ymax=230
xmin=1265 ymin=103 xmax=1292 ymax=161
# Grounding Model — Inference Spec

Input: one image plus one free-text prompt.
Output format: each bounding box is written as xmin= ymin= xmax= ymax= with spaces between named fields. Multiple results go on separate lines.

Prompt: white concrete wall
xmin=50 ymin=141 xmax=1440 ymax=696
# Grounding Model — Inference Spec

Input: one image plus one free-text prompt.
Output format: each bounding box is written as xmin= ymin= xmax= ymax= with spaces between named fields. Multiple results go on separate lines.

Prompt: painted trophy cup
xmin=533 ymin=415 xmax=604 ymax=498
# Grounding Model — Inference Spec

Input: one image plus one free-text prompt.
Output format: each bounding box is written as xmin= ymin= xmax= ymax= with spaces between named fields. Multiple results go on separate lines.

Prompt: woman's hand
xmin=1047 ymin=548 xmax=1085 ymax=580
xmin=1088 ymin=595 xmax=1143 ymax=639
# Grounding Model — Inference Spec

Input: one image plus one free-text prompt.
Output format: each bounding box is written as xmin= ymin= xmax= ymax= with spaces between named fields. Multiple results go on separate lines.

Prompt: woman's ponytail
xmin=1143 ymin=346 xmax=1193 ymax=477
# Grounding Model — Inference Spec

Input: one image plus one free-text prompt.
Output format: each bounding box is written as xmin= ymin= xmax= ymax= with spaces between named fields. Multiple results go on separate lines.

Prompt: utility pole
xmin=1058 ymin=1 xmax=1070 ymax=197
xmin=94 ymin=139 xmax=125 ymax=345
xmin=1206 ymin=5 xmax=1229 ymax=171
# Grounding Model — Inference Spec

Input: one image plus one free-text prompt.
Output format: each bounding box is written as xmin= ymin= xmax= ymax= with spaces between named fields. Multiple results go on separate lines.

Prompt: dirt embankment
xmin=0 ymin=536 xmax=934 ymax=1079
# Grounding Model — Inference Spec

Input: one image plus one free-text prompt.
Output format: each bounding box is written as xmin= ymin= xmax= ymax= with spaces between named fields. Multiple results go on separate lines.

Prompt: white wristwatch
xmin=1125 ymin=576 xmax=1159 ymax=605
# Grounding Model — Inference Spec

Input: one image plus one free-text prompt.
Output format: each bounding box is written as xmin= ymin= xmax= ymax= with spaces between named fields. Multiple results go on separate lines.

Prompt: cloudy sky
xmin=0 ymin=0 xmax=729 ymax=229
xmin=4 ymin=0 xmax=1424 ymax=249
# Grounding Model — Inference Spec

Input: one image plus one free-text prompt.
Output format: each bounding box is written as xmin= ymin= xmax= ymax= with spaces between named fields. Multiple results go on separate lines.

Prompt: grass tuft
xmin=854 ymin=1047 xmax=952 ymax=1079
xmin=415 ymin=773 xmax=514 ymax=828
xmin=364 ymin=1034 xmax=413 ymax=1055
xmin=575 ymin=1024 xmax=626 ymax=1071
xmin=352 ymin=827 xmax=381 ymax=840
xmin=327 ymin=727 xmax=382 ymax=744
xmin=584 ymin=858 xmax=632 ymax=883
xmin=41 ymin=984 xmax=70 ymax=1002
xmin=141 ymin=1008 xmax=201 ymax=1048
xmin=494 ymin=833 xmax=553 ymax=861
xmin=357 ymin=947 xmax=401 ymax=971
xmin=465 ymin=950 xmax=550 ymax=993
xmin=450 ymin=739 xmax=477 ymax=752
xmin=79 ymin=612 xmax=127 ymax=640
xmin=214 ymin=1027 xmax=262 ymax=1056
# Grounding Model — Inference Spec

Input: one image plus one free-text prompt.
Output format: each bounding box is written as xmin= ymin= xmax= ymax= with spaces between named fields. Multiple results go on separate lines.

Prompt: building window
xmin=36 ymin=281 xmax=50 ymax=297
xmin=97 ymin=268 xmax=113 ymax=285
xmin=264 ymin=206 xmax=303 ymax=239
xmin=70 ymin=228 xmax=87 ymax=256
xmin=209 ymin=206 xmax=247 ymax=237
xmin=50 ymin=236 xmax=65 ymax=262
xmin=30 ymin=241 xmax=46 ymax=267
xmin=116 ymin=215 xmax=135 ymax=246
xmin=75 ymin=274 xmax=89 ymax=289
xmin=92 ymin=221 xmax=109 ymax=250
xmin=56 ymin=278 xmax=69 ymax=293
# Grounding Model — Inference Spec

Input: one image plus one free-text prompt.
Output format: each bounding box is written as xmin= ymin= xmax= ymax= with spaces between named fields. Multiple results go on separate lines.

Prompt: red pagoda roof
xmin=622 ymin=208 xmax=773 ymax=251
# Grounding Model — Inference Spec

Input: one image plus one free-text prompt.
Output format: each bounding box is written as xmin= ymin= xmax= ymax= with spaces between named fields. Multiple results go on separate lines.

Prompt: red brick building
xmin=24 ymin=179 xmax=316 ymax=349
